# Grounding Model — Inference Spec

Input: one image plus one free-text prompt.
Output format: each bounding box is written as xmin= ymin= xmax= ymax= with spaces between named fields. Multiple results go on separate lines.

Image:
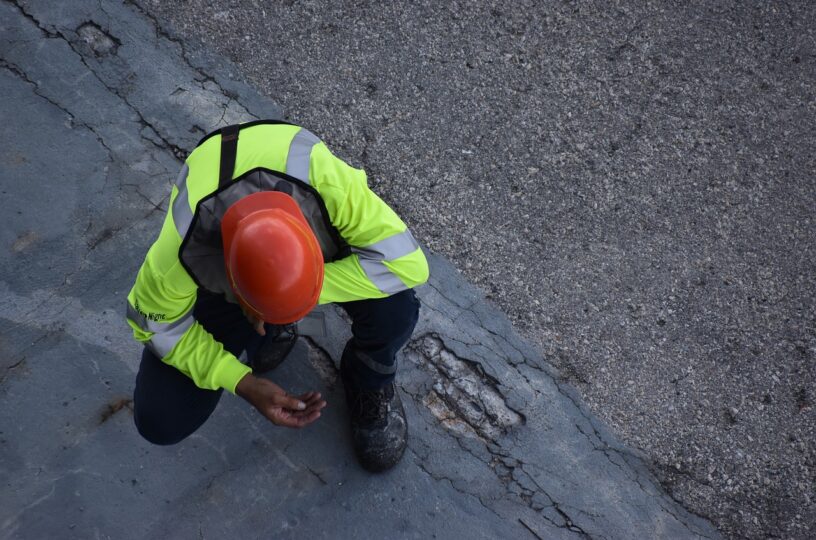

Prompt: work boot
xmin=249 ymin=324 xmax=297 ymax=374
xmin=342 ymin=379 xmax=408 ymax=472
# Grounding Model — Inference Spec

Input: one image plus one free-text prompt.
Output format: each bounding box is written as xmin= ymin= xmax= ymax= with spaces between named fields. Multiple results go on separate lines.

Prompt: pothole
xmin=76 ymin=22 xmax=120 ymax=57
xmin=406 ymin=334 xmax=522 ymax=441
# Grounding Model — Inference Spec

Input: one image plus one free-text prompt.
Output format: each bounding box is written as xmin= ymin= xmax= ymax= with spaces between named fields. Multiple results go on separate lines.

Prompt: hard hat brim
xmin=221 ymin=191 xmax=323 ymax=324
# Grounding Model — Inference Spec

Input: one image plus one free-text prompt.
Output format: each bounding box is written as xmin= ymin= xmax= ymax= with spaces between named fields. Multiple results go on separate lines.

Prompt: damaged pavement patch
xmin=406 ymin=334 xmax=523 ymax=441
xmin=76 ymin=21 xmax=120 ymax=57
xmin=0 ymin=0 xmax=720 ymax=538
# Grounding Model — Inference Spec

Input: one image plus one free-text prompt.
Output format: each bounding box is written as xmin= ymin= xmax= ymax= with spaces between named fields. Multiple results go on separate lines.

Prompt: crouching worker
xmin=126 ymin=121 xmax=428 ymax=472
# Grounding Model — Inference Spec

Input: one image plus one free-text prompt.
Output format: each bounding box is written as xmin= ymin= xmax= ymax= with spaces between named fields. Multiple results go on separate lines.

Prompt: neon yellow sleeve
xmin=309 ymin=143 xmax=429 ymax=304
xmin=126 ymin=185 xmax=251 ymax=393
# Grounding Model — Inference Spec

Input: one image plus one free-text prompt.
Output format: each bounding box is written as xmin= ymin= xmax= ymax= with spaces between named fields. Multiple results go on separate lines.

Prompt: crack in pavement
xmin=4 ymin=0 xmax=185 ymax=162
xmin=403 ymin=332 xmax=603 ymax=537
xmin=406 ymin=334 xmax=524 ymax=441
xmin=404 ymin=309 xmax=716 ymax=537
xmin=5 ymin=0 xmax=248 ymax=162
xmin=123 ymin=0 xmax=259 ymax=122
xmin=0 ymin=357 xmax=27 ymax=386
xmin=408 ymin=447 xmax=508 ymax=524
xmin=0 ymin=59 xmax=117 ymax=164
xmin=0 ymin=1 xmax=724 ymax=537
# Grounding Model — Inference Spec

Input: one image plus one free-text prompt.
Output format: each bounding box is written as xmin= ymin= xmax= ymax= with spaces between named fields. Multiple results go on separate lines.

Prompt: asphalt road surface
xmin=4 ymin=0 xmax=729 ymax=536
xmin=138 ymin=1 xmax=815 ymax=538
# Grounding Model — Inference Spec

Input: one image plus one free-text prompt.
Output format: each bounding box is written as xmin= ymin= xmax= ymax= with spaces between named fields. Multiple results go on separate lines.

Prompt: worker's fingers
xmin=291 ymin=399 xmax=326 ymax=419
xmin=295 ymin=391 xmax=313 ymax=401
xmin=294 ymin=391 xmax=324 ymax=409
xmin=272 ymin=409 xmax=321 ymax=428
xmin=308 ymin=397 xmax=327 ymax=411
xmin=303 ymin=394 xmax=326 ymax=412
xmin=254 ymin=318 xmax=266 ymax=336
xmin=272 ymin=393 xmax=307 ymax=412
xmin=289 ymin=395 xmax=324 ymax=412
xmin=241 ymin=305 xmax=267 ymax=336
xmin=296 ymin=391 xmax=321 ymax=403
xmin=269 ymin=410 xmax=299 ymax=428
xmin=251 ymin=382 xmax=325 ymax=427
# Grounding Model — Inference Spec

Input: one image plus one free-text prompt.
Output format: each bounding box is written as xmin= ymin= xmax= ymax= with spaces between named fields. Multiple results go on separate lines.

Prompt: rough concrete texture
xmin=133 ymin=1 xmax=816 ymax=538
xmin=0 ymin=1 xmax=721 ymax=538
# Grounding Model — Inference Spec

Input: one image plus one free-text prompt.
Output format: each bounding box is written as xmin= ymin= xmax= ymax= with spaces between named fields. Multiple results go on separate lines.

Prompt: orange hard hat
xmin=221 ymin=191 xmax=324 ymax=324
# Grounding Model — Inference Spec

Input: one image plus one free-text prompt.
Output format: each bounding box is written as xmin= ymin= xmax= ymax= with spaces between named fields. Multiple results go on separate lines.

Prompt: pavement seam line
xmin=122 ymin=0 xmax=260 ymax=123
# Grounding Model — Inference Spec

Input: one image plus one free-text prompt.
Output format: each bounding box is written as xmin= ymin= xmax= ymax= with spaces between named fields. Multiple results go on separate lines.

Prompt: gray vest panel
xmin=179 ymin=168 xmax=348 ymax=298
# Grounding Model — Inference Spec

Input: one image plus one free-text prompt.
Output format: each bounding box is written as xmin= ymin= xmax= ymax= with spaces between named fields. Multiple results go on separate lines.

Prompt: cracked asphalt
xmin=134 ymin=1 xmax=816 ymax=538
xmin=1 ymin=0 xmax=813 ymax=538
xmin=1 ymin=0 xmax=721 ymax=538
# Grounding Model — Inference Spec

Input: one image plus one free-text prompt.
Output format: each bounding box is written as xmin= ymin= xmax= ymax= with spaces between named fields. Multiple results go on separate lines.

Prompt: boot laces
xmin=355 ymin=385 xmax=393 ymax=426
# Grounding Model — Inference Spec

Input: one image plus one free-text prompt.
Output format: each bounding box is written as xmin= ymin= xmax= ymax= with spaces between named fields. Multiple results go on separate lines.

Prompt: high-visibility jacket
xmin=126 ymin=121 xmax=429 ymax=393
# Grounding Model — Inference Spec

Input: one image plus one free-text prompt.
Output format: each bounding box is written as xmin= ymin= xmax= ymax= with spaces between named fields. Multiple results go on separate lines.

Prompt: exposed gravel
xmin=138 ymin=1 xmax=816 ymax=538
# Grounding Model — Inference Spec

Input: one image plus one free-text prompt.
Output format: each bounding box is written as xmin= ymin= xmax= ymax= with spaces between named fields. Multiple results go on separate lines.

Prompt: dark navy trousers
xmin=133 ymin=289 xmax=419 ymax=445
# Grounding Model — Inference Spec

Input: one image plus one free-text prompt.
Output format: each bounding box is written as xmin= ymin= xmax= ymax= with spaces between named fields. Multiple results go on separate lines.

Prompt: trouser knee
xmin=339 ymin=289 xmax=421 ymax=389
xmin=356 ymin=288 xmax=420 ymax=344
xmin=133 ymin=410 xmax=188 ymax=446
xmin=384 ymin=290 xmax=420 ymax=342
xmin=133 ymin=347 xmax=223 ymax=446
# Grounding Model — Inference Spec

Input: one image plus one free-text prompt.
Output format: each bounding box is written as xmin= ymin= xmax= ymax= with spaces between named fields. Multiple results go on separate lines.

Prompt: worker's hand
xmin=235 ymin=374 xmax=326 ymax=428
xmin=241 ymin=305 xmax=266 ymax=336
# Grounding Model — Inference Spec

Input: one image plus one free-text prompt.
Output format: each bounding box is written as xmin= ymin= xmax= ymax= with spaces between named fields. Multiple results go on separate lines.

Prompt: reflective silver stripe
xmin=126 ymin=301 xmax=149 ymax=331
xmin=356 ymin=350 xmax=398 ymax=375
xmin=286 ymin=128 xmax=319 ymax=184
xmin=148 ymin=315 xmax=195 ymax=357
xmin=126 ymin=301 xmax=195 ymax=357
xmin=172 ymin=164 xmax=193 ymax=238
xmin=357 ymin=258 xmax=408 ymax=294
xmin=353 ymin=229 xmax=419 ymax=261
xmin=352 ymin=230 xmax=420 ymax=294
